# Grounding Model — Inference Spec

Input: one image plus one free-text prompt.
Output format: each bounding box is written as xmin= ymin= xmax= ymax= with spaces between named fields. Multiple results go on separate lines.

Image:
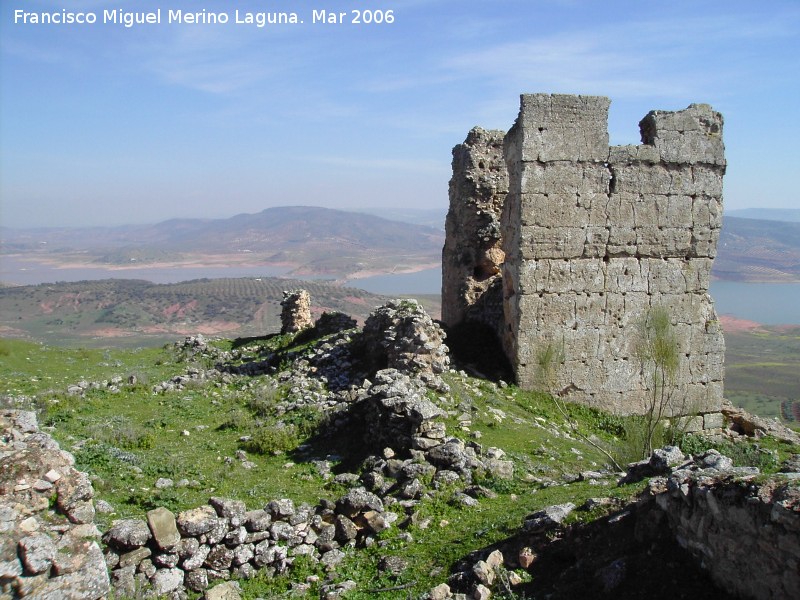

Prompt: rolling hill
xmin=715 ymin=216 xmax=800 ymax=282
xmin=0 ymin=277 xmax=391 ymax=347
xmin=3 ymin=207 xmax=800 ymax=286
xmin=0 ymin=206 xmax=445 ymax=277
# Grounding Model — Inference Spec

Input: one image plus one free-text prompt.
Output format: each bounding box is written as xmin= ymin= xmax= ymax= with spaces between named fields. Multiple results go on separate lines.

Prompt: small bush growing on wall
xmin=635 ymin=307 xmax=681 ymax=458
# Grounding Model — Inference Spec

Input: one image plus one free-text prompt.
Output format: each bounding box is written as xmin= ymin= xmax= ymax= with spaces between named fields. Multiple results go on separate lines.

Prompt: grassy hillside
xmin=4 ymin=332 xmax=790 ymax=599
xmin=724 ymin=325 xmax=800 ymax=424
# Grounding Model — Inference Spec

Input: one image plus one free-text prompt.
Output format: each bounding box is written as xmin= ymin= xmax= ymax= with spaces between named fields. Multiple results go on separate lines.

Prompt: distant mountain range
xmin=2 ymin=206 xmax=799 ymax=283
xmin=725 ymin=208 xmax=800 ymax=222
xmin=1 ymin=206 xmax=445 ymax=278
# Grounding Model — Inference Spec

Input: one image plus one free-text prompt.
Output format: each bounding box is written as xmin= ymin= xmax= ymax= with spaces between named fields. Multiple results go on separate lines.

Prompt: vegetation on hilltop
xmin=2 ymin=327 xmax=795 ymax=599
xmin=0 ymin=277 xmax=387 ymax=347
xmin=715 ymin=216 xmax=800 ymax=282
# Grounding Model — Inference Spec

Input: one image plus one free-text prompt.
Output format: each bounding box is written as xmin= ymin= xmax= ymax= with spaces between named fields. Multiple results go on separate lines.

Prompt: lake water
xmin=0 ymin=255 xmax=293 ymax=285
xmin=353 ymin=268 xmax=800 ymax=326
xmin=347 ymin=268 xmax=443 ymax=295
xmin=709 ymin=281 xmax=800 ymax=325
xmin=2 ymin=257 xmax=798 ymax=325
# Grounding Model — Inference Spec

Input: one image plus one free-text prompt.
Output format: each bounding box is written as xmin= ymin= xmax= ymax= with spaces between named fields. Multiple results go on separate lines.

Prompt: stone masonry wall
xmin=442 ymin=127 xmax=508 ymax=332
xmin=500 ymin=93 xmax=725 ymax=415
xmin=646 ymin=454 xmax=800 ymax=600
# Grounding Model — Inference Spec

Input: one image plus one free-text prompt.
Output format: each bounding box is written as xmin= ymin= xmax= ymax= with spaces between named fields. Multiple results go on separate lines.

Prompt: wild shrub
xmin=677 ymin=434 xmax=780 ymax=472
xmin=566 ymin=403 xmax=626 ymax=438
xmin=283 ymin=405 xmax=328 ymax=439
xmin=247 ymin=384 xmax=283 ymax=417
xmin=635 ymin=307 xmax=681 ymax=458
xmin=611 ymin=415 xmax=671 ymax=467
xmin=85 ymin=415 xmax=154 ymax=450
xmin=216 ymin=407 xmax=251 ymax=432
xmin=242 ymin=422 xmax=300 ymax=455
xmin=534 ymin=340 xmax=565 ymax=394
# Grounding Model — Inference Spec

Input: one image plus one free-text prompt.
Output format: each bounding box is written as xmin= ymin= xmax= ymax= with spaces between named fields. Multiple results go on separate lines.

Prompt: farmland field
xmin=0 ymin=277 xmax=388 ymax=347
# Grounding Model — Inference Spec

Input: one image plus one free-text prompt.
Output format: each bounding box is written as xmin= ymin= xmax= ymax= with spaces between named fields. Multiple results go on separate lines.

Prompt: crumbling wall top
xmin=639 ymin=103 xmax=725 ymax=166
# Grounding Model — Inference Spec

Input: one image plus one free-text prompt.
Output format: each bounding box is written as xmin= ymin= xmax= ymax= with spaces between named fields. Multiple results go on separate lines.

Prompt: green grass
xmin=3 ymin=332 xmax=796 ymax=599
xmin=724 ymin=326 xmax=800 ymax=427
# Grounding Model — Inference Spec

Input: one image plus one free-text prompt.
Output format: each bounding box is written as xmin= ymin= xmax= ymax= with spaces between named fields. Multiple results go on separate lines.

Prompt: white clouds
xmin=440 ymin=14 xmax=788 ymax=100
xmin=3 ymin=0 xmax=799 ymax=226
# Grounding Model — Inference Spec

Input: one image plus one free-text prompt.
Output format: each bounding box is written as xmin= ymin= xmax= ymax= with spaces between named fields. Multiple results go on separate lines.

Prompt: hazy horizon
xmin=1 ymin=204 xmax=799 ymax=232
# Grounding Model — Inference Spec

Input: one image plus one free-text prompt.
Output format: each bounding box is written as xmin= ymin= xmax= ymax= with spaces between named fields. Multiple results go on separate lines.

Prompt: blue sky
xmin=1 ymin=0 xmax=799 ymax=228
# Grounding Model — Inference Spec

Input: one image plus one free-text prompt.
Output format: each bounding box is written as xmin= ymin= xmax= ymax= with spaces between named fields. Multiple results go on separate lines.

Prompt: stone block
xmin=514 ymin=93 xmax=611 ymax=162
xmin=583 ymin=226 xmax=610 ymax=256
xmin=519 ymin=226 xmax=586 ymax=259
xmin=147 ymin=507 xmax=180 ymax=552
xmin=703 ymin=412 xmax=725 ymax=430
xmin=676 ymin=415 xmax=704 ymax=433
xmin=608 ymin=143 xmax=660 ymax=164
xmin=640 ymin=104 xmax=725 ymax=166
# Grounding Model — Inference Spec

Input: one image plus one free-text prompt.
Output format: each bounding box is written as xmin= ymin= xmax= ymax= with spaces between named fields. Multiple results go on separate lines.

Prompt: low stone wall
xmin=104 ymin=489 xmax=394 ymax=597
xmin=0 ymin=410 xmax=109 ymax=599
xmin=644 ymin=452 xmax=800 ymax=600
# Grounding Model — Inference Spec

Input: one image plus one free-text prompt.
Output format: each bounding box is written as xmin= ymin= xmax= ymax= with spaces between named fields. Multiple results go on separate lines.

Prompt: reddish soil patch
xmin=139 ymin=322 xmax=240 ymax=335
xmin=80 ymin=327 xmax=135 ymax=338
xmin=719 ymin=314 xmax=763 ymax=333
xmin=162 ymin=300 xmax=198 ymax=318
xmin=0 ymin=326 xmax=30 ymax=338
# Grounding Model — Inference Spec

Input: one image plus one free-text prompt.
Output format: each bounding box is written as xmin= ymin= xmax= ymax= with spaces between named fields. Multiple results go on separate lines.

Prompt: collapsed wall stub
xmin=280 ymin=289 xmax=313 ymax=334
xmin=441 ymin=127 xmax=508 ymax=332
xmin=500 ymin=93 xmax=726 ymax=415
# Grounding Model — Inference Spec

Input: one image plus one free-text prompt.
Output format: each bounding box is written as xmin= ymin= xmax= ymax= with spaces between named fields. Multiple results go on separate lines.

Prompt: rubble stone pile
xmin=361 ymin=299 xmax=450 ymax=379
xmin=0 ymin=410 xmax=109 ymax=600
xmin=103 ymin=492 xmax=395 ymax=597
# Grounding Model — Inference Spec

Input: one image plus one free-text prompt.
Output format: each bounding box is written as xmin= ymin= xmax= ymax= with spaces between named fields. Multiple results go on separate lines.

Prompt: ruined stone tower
xmin=444 ymin=93 xmax=726 ymax=416
xmin=441 ymin=127 xmax=508 ymax=332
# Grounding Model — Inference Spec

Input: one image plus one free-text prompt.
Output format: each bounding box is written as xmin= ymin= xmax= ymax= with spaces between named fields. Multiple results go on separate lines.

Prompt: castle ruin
xmin=443 ymin=93 xmax=725 ymax=416
xmin=441 ymin=127 xmax=508 ymax=332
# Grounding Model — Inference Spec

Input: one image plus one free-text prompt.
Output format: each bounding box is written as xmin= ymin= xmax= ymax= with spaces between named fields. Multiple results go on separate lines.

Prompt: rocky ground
xmin=2 ymin=297 xmax=799 ymax=599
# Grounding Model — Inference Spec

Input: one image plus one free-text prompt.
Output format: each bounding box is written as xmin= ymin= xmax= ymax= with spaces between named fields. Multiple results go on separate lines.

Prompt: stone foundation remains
xmin=444 ymin=93 xmax=726 ymax=416
xmin=645 ymin=451 xmax=800 ymax=600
